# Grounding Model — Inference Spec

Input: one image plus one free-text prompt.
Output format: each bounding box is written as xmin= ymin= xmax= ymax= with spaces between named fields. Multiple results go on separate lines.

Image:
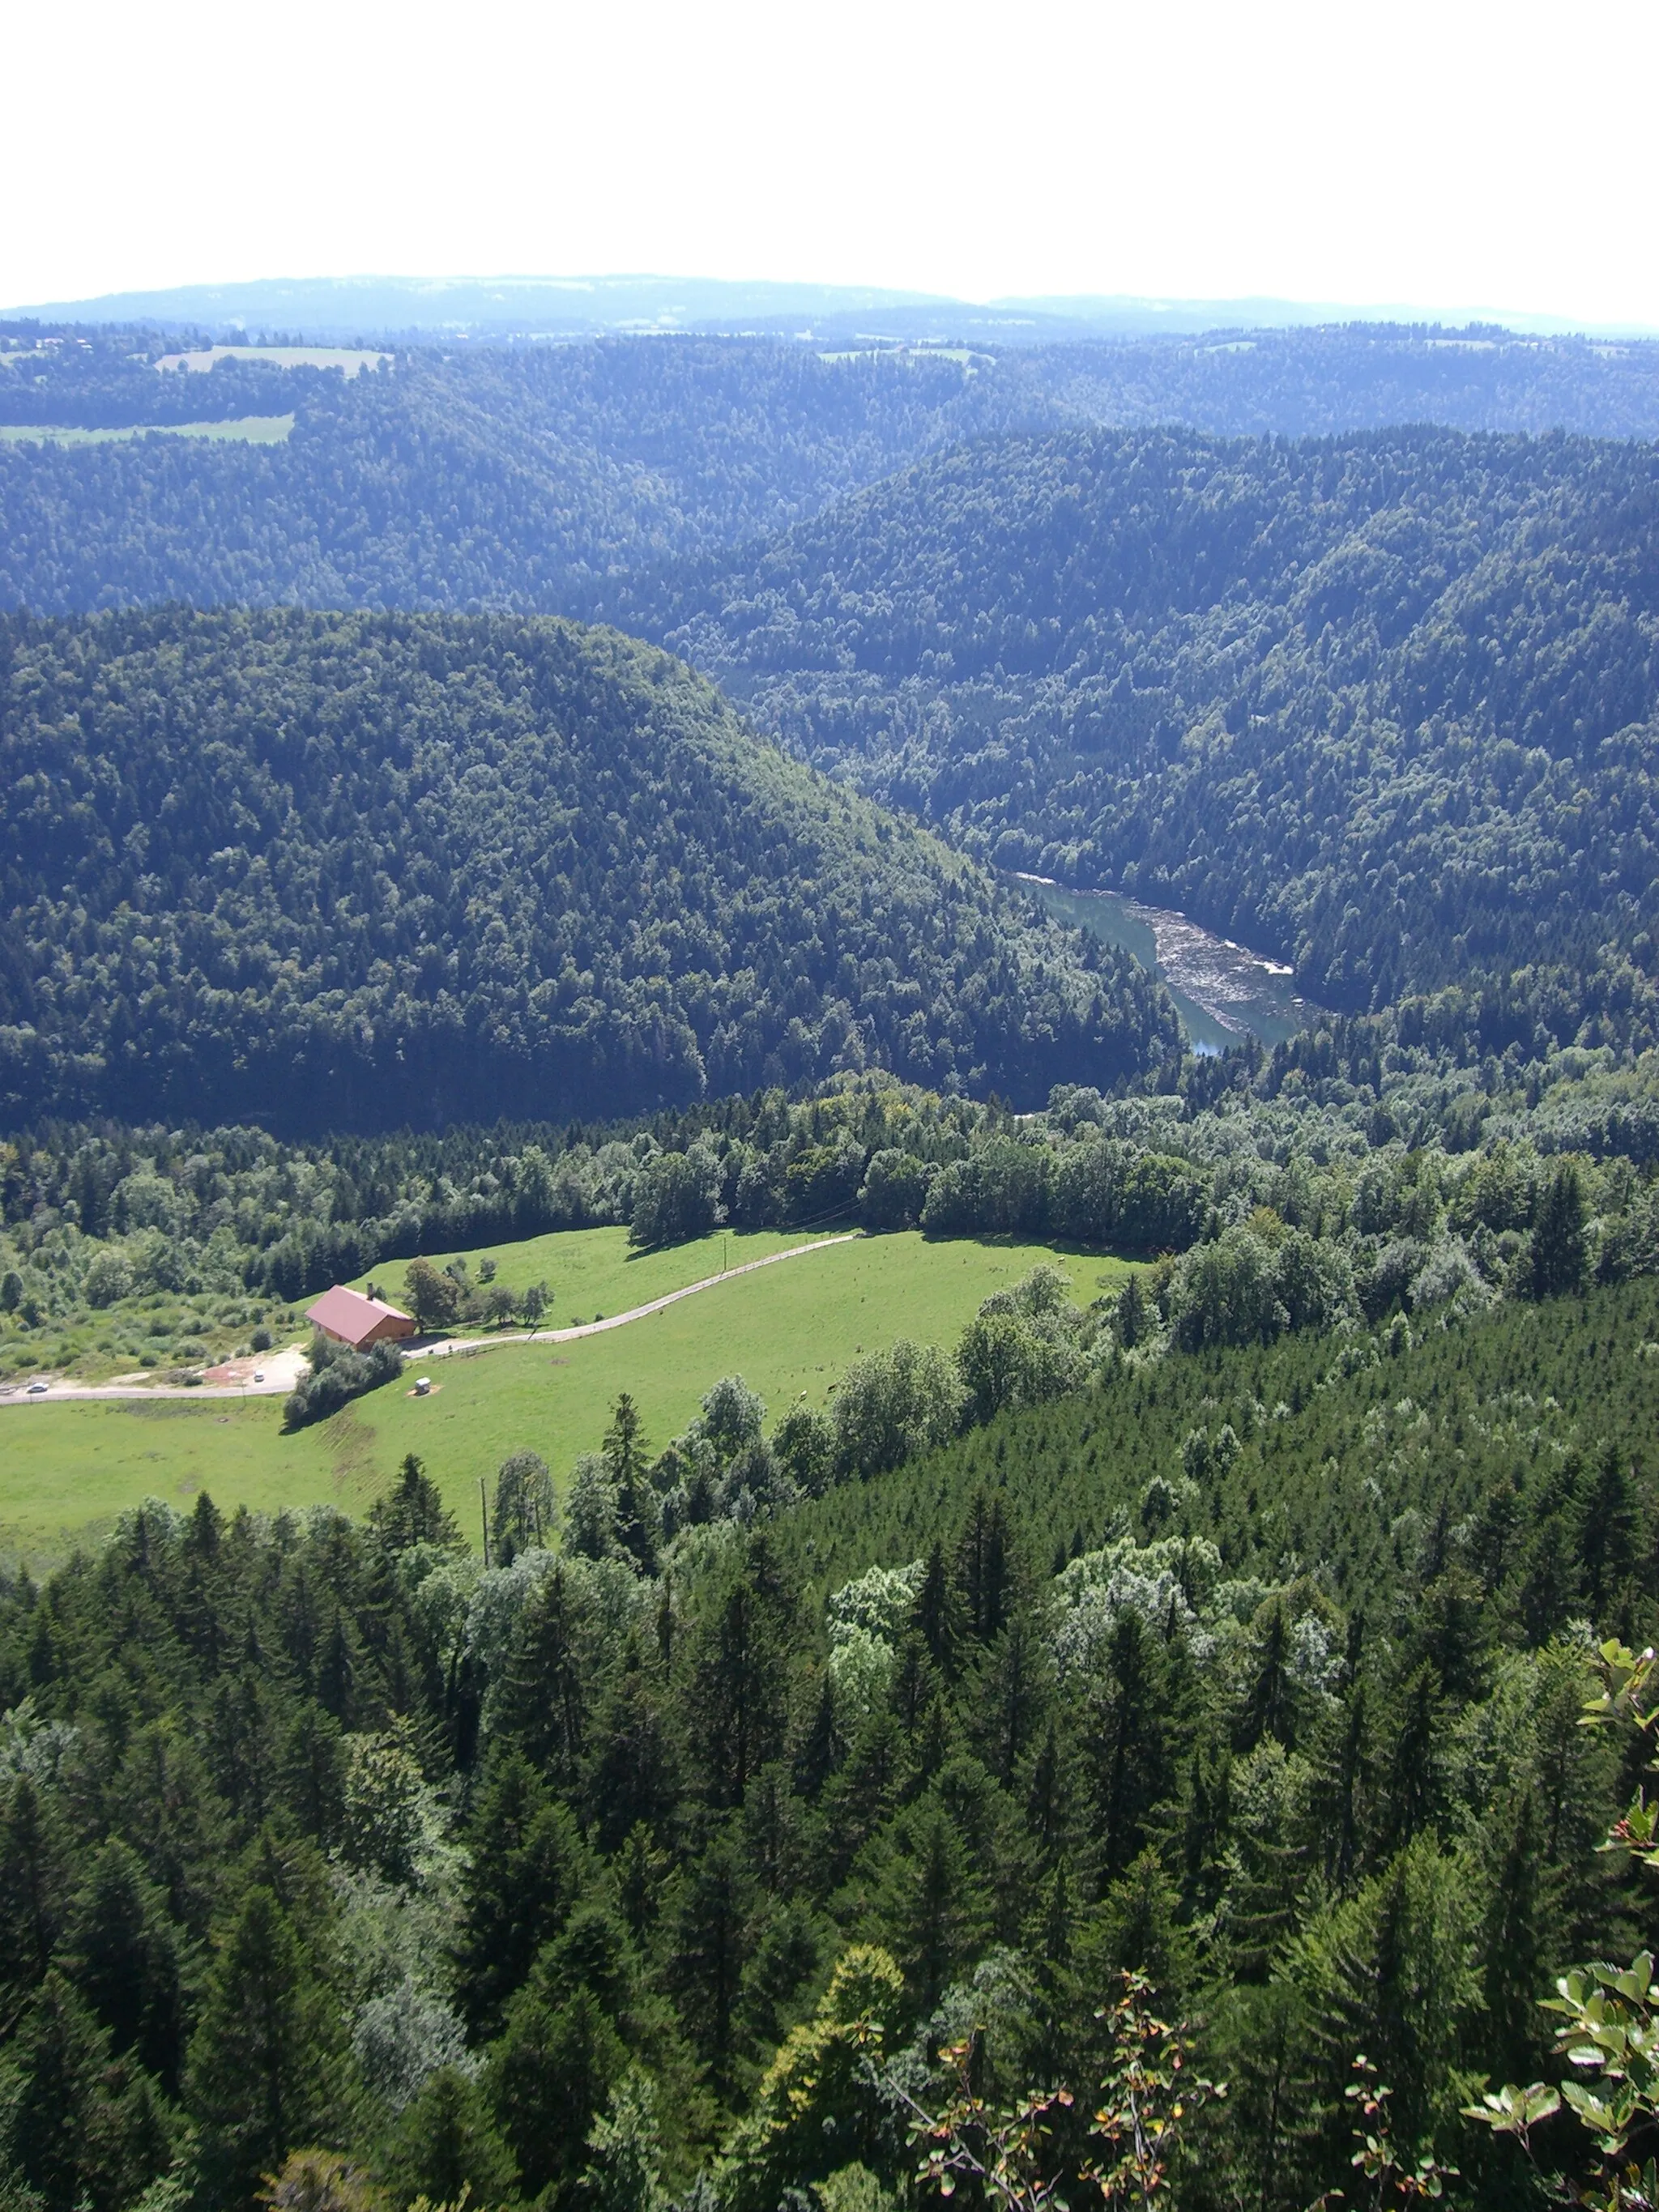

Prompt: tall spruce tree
xmin=187 ymin=1882 xmax=342 ymax=2210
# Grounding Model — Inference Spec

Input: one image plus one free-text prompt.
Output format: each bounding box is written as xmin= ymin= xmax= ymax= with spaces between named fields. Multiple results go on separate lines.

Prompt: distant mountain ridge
xmin=12 ymin=271 xmax=1657 ymax=343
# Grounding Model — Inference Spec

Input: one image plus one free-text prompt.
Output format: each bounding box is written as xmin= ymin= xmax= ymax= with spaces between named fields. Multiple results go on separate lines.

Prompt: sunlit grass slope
xmin=343 ymin=1222 xmax=843 ymax=1328
xmin=0 ymin=1230 xmax=1137 ymax=1563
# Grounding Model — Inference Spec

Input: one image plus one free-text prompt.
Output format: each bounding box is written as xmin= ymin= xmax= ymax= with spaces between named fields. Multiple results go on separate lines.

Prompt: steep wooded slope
xmin=635 ymin=424 xmax=1659 ymax=1025
xmin=0 ymin=343 xmax=1009 ymax=613
xmin=10 ymin=331 xmax=1659 ymax=617
xmin=0 ymin=608 xmax=1175 ymax=1131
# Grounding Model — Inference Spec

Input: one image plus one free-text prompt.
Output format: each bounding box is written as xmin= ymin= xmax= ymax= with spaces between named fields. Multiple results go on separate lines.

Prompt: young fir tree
xmin=604 ymin=1393 xmax=661 ymax=1575
xmin=382 ymin=2065 xmax=518 ymax=2209
xmin=187 ymin=1882 xmax=343 ymax=2210
xmin=1529 ymin=1160 xmax=1587 ymax=1298
xmin=454 ymin=1754 xmax=595 ymax=2037
xmin=61 ymin=1836 xmax=186 ymax=2094
xmin=0 ymin=1772 xmax=70 ymax=2010
xmin=1089 ymin=1609 xmax=1174 ymax=1886
xmin=369 ymin=1452 xmax=463 ymax=1554
xmin=667 ymin=1826 xmax=753 ymax=2092
xmin=6 ymin=1970 xmax=173 ymax=2212
xmin=493 ymin=1565 xmax=586 ymax=1785
xmin=872 ymin=1795 xmax=992 ymax=2013
xmin=487 ymin=1981 xmax=626 ymax=2198
xmin=689 ymin=1549 xmax=792 ymax=1806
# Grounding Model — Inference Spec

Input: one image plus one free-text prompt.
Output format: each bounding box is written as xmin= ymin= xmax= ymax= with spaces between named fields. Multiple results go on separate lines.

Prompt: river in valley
xmin=1014 ymin=876 xmax=1322 ymax=1051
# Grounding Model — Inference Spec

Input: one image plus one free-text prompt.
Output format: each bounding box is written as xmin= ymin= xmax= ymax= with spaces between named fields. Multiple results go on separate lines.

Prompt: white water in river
xmin=1012 ymin=877 xmax=1323 ymax=1052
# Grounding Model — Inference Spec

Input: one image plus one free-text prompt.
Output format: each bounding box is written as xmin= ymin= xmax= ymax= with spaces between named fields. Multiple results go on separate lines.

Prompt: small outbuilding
xmin=305 ymin=1285 xmax=417 ymax=1351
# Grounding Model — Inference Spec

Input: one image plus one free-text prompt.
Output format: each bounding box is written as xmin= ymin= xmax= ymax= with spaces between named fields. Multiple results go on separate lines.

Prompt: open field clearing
xmin=0 ymin=1222 xmax=842 ymax=1390
xmin=0 ymin=1230 xmax=1134 ymax=1562
xmin=0 ymin=414 xmax=294 ymax=444
xmin=155 ymin=345 xmax=390 ymax=373
xmin=341 ymin=1219 xmax=848 ymax=1324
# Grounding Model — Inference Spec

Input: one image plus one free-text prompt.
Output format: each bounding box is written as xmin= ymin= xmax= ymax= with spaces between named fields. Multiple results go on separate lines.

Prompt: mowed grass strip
xmin=0 ymin=1231 xmax=1136 ymax=1562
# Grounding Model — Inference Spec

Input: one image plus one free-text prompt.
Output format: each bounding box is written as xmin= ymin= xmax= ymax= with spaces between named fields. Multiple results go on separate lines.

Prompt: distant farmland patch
xmin=156 ymin=345 xmax=390 ymax=374
xmin=0 ymin=1227 xmax=1139 ymax=1564
xmin=0 ymin=414 xmax=294 ymax=445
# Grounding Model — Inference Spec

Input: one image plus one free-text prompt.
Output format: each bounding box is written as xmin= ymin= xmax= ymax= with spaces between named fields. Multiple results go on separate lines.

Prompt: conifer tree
xmin=314 ymin=1609 xmax=356 ymax=1725
xmin=491 ymin=1451 xmax=553 ymax=1562
xmin=910 ymin=1541 xmax=965 ymax=1677
xmin=493 ymin=1566 xmax=586 ymax=1784
xmin=1384 ymin=1663 xmax=1445 ymax=1848
xmin=0 ymin=1772 xmax=70 ymax=2008
xmin=7 ymin=1971 xmax=173 ymax=2212
xmin=369 ymin=1454 xmax=463 ymax=1554
xmin=1478 ymin=1785 xmax=1553 ymax=2087
xmin=1115 ymin=1271 xmax=1149 ymax=1349
xmin=62 ymin=1836 xmax=185 ymax=2093
xmin=1580 ymin=1441 xmax=1639 ymax=1614
xmin=668 ymin=1828 xmax=752 ymax=2089
xmin=873 ymin=1796 xmax=991 ymax=2012
xmin=455 ymin=1753 xmax=593 ymax=2036
xmin=1089 ymin=1611 xmax=1172 ymax=1885
xmin=791 ymin=1675 xmax=838 ymax=1801
xmin=1237 ymin=1596 xmax=1294 ymax=1750
xmin=188 ymin=1882 xmax=342 ymax=2209
xmin=690 ymin=1549 xmax=791 ymax=1805
xmin=1529 ymin=1161 xmax=1587 ymax=1298
xmin=982 ymin=1615 xmax=1043 ymax=1786
xmin=487 ymin=1983 xmax=625 ymax=2201
xmin=277 ymin=1703 xmax=347 ymax=1847
xmin=957 ymin=1490 xmax=1013 ymax=1644
xmin=585 ymin=1659 xmax=680 ymax=1851
xmin=383 ymin=2065 xmax=517 ymax=2209
xmin=604 ymin=1393 xmax=660 ymax=1575
xmin=1295 ymin=1839 xmax=1479 ymax=2178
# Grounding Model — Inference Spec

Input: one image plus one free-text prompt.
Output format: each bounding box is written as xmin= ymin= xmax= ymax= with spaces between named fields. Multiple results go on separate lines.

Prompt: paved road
xmin=0 ymin=1234 xmax=859 ymax=1404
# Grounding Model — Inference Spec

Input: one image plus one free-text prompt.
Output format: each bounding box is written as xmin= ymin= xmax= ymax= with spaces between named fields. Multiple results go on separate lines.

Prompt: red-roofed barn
xmin=305 ymin=1285 xmax=417 ymax=1351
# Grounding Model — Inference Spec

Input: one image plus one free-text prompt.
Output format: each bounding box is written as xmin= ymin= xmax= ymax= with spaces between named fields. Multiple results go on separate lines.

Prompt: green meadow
xmin=0 ymin=1229 xmax=1135 ymax=1564
xmin=155 ymin=346 xmax=389 ymax=373
xmin=344 ymin=1220 xmax=846 ymax=1328
xmin=0 ymin=416 xmax=294 ymax=445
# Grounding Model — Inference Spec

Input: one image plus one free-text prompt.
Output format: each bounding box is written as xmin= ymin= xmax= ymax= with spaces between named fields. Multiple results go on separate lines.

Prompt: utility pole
xmin=479 ymin=1475 xmax=490 ymax=1567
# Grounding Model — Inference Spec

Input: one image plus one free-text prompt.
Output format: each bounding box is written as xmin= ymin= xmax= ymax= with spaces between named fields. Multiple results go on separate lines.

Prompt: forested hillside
xmin=12 ymin=302 xmax=1659 ymax=2212
xmin=2 ymin=1270 xmax=1656 ymax=2212
xmin=0 ymin=341 xmax=1009 ymax=612
xmin=0 ymin=608 xmax=1173 ymax=1132
xmin=636 ymin=424 xmax=1659 ymax=1029
xmin=11 ymin=328 xmax=1659 ymax=618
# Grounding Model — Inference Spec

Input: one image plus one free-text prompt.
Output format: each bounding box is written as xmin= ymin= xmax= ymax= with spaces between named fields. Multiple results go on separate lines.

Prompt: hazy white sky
xmin=7 ymin=0 xmax=1657 ymax=323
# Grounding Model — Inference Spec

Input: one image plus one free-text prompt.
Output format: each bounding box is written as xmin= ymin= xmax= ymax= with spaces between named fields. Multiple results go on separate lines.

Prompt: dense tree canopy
xmin=3 ymin=1259 xmax=1658 ymax=2211
xmin=11 ymin=329 xmax=1659 ymax=620
xmin=633 ymin=424 xmax=1659 ymax=1025
xmin=0 ymin=607 xmax=1174 ymax=1131
xmin=0 ymin=341 xmax=1005 ymax=614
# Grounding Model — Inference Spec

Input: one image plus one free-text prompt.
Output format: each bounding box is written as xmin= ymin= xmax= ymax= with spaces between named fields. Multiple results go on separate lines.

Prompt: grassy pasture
xmin=155 ymin=347 xmax=389 ymax=374
xmin=345 ymin=1221 xmax=846 ymax=1328
xmin=0 ymin=1229 xmax=1136 ymax=1564
xmin=0 ymin=416 xmax=294 ymax=445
